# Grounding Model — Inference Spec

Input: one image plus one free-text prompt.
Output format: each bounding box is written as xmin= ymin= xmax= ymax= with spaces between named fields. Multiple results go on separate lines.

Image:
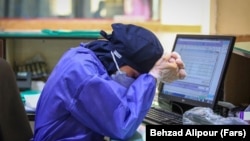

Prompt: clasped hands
xmin=149 ymin=52 xmax=187 ymax=83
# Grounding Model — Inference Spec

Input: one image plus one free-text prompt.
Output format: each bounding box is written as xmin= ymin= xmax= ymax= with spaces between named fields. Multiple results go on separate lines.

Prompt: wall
xmin=161 ymin=0 xmax=210 ymax=34
xmin=216 ymin=0 xmax=250 ymax=35
xmin=213 ymin=0 xmax=250 ymax=106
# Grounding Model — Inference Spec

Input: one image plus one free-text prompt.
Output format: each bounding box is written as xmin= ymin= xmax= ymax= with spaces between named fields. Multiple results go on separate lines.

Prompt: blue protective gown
xmin=32 ymin=43 xmax=157 ymax=141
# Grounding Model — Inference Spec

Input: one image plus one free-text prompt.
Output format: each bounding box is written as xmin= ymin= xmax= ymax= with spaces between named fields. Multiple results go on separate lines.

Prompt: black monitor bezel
xmin=158 ymin=34 xmax=236 ymax=110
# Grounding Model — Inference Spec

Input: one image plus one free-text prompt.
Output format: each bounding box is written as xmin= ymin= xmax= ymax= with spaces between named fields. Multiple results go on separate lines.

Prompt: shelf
xmin=0 ymin=30 xmax=101 ymax=39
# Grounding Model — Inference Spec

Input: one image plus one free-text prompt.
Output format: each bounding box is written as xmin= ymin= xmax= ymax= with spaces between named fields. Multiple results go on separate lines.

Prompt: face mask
xmin=111 ymin=71 xmax=135 ymax=88
xmin=110 ymin=51 xmax=135 ymax=88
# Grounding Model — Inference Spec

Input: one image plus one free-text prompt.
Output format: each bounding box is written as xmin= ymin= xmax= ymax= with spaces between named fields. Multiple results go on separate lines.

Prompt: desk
xmin=233 ymin=45 xmax=250 ymax=58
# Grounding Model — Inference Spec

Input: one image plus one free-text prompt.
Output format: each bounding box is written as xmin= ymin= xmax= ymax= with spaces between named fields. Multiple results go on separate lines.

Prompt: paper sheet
xmin=24 ymin=94 xmax=40 ymax=112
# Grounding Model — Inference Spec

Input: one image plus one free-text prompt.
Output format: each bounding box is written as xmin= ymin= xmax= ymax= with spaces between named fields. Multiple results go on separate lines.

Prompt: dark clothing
xmin=0 ymin=58 xmax=33 ymax=141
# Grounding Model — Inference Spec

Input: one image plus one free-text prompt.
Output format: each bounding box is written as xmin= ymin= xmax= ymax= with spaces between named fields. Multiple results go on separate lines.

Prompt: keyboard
xmin=143 ymin=107 xmax=183 ymax=125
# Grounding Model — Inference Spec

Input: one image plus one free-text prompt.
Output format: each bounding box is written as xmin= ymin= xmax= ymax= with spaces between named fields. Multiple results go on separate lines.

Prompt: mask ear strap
xmin=111 ymin=51 xmax=121 ymax=73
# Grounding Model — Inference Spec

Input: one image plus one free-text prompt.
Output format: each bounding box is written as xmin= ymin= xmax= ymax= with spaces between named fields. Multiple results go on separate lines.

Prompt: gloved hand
xmin=149 ymin=52 xmax=187 ymax=83
xmin=149 ymin=53 xmax=177 ymax=80
xmin=162 ymin=52 xmax=186 ymax=82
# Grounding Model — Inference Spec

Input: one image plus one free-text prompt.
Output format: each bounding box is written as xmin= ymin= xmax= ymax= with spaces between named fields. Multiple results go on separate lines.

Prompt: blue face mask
xmin=110 ymin=51 xmax=135 ymax=88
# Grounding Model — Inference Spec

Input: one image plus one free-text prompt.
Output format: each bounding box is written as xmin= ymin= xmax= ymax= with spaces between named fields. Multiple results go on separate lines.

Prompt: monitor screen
xmin=158 ymin=34 xmax=236 ymax=112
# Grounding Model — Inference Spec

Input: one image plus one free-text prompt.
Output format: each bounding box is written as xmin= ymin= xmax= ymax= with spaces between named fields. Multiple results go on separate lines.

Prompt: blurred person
xmin=32 ymin=23 xmax=186 ymax=141
xmin=0 ymin=58 xmax=33 ymax=141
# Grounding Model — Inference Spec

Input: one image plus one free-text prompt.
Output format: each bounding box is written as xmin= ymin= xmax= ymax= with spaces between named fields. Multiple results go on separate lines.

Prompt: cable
xmin=171 ymin=102 xmax=184 ymax=114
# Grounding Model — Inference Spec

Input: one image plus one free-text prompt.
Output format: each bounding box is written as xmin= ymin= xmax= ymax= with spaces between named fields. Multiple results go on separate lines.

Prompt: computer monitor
xmin=158 ymin=34 xmax=236 ymax=113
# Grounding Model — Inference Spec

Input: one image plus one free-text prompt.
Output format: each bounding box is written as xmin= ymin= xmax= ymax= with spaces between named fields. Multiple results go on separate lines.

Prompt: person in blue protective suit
xmin=32 ymin=23 xmax=187 ymax=141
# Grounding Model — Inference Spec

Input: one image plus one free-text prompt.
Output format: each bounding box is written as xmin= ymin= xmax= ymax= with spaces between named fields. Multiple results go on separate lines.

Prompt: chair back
xmin=0 ymin=58 xmax=33 ymax=141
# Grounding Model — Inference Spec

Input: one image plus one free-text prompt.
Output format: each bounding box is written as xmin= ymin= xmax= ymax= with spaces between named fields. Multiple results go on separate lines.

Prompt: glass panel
xmin=0 ymin=0 xmax=160 ymax=21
